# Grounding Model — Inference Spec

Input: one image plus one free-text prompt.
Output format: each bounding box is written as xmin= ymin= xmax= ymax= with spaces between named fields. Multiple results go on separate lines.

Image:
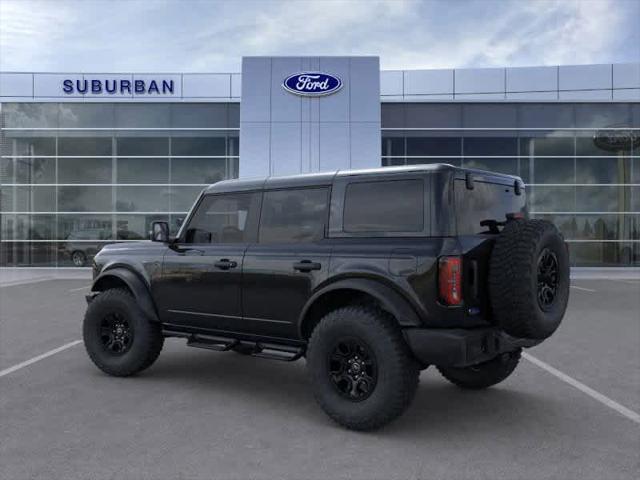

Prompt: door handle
xmin=214 ymin=259 xmax=238 ymax=270
xmin=293 ymin=260 xmax=322 ymax=272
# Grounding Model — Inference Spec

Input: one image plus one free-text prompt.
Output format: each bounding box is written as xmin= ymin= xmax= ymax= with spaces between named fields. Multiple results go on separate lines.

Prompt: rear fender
xmin=298 ymin=278 xmax=422 ymax=338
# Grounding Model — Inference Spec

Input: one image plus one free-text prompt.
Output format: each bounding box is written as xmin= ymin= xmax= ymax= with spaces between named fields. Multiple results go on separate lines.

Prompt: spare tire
xmin=489 ymin=219 xmax=569 ymax=340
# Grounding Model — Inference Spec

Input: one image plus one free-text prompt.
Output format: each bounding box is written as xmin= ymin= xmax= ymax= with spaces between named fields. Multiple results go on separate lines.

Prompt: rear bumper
xmin=403 ymin=327 xmax=541 ymax=368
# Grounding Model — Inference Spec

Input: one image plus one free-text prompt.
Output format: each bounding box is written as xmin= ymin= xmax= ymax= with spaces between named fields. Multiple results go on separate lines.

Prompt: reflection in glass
xmin=115 ymin=215 xmax=169 ymax=240
xmin=58 ymin=157 xmax=112 ymax=183
xmin=117 ymin=157 xmax=169 ymax=184
xmin=116 ymin=186 xmax=170 ymax=212
xmin=58 ymin=186 xmax=112 ymax=212
xmin=171 ymin=158 xmax=226 ymax=184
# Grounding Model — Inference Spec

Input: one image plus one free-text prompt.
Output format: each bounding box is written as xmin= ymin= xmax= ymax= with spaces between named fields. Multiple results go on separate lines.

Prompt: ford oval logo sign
xmin=282 ymin=72 xmax=343 ymax=96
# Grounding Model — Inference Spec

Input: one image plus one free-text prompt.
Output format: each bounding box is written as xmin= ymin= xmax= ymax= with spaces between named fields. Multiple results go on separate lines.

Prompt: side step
xmin=163 ymin=329 xmax=304 ymax=362
xmin=186 ymin=333 xmax=239 ymax=352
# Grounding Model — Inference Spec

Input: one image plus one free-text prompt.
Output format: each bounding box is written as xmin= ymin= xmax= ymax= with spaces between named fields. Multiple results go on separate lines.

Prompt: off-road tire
xmin=306 ymin=306 xmax=420 ymax=431
xmin=437 ymin=349 xmax=521 ymax=389
xmin=489 ymin=219 xmax=570 ymax=339
xmin=83 ymin=288 xmax=164 ymax=376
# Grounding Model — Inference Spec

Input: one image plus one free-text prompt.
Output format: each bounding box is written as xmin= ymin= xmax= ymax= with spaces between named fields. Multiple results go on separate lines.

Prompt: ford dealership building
xmin=0 ymin=57 xmax=639 ymax=267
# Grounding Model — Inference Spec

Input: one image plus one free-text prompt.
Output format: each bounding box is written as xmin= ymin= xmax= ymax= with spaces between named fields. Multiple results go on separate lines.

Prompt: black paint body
xmin=90 ymin=165 xmax=530 ymax=366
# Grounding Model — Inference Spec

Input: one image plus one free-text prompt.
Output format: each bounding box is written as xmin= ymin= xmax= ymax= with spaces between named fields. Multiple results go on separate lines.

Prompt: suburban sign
xmin=282 ymin=72 xmax=343 ymax=96
xmin=62 ymin=78 xmax=176 ymax=95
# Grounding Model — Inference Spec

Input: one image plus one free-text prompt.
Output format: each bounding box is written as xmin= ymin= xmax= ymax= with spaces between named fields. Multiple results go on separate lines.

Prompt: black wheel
xmin=489 ymin=219 xmax=570 ymax=339
xmin=437 ymin=349 xmax=521 ymax=390
xmin=83 ymin=288 xmax=164 ymax=376
xmin=306 ymin=306 xmax=419 ymax=431
xmin=72 ymin=250 xmax=87 ymax=267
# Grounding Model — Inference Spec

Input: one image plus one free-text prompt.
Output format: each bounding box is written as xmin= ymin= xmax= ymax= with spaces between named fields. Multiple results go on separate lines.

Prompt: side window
xmin=259 ymin=188 xmax=329 ymax=243
xmin=343 ymin=179 xmax=424 ymax=233
xmin=184 ymin=192 xmax=259 ymax=244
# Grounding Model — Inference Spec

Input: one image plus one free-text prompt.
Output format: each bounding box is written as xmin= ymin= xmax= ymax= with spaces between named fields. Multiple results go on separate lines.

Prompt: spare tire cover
xmin=489 ymin=219 xmax=570 ymax=340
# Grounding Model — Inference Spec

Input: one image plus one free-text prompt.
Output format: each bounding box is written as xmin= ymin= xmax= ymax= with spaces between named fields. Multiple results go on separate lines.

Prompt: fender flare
xmin=298 ymin=278 xmax=422 ymax=337
xmin=91 ymin=267 xmax=160 ymax=323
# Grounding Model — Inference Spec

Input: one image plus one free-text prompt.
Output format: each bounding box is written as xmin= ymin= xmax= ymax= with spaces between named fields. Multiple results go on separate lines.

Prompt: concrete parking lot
xmin=1 ymin=273 xmax=639 ymax=480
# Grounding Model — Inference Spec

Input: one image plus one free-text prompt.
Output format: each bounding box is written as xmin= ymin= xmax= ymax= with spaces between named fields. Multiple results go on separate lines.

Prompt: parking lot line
xmin=0 ymin=340 xmax=83 ymax=379
xmin=570 ymin=285 xmax=596 ymax=292
xmin=523 ymin=352 xmax=640 ymax=425
xmin=0 ymin=277 xmax=54 ymax=288
xmin=68 ymin=285 xmax=90 ymax=292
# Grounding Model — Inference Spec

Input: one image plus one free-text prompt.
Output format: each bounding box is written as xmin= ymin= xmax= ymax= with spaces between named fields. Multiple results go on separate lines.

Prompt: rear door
xmin=242 ymin=187 xmax=331 ymax=338
xmin=155 ymin=191 xmax=260 ymax=331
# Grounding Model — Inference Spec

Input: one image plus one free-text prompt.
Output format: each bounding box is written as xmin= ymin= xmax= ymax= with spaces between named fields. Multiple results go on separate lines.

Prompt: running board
xmin=163 ymin=329 xmax=304 ymax=361
xmin=186 ymin=334 xmax=238 ymax=352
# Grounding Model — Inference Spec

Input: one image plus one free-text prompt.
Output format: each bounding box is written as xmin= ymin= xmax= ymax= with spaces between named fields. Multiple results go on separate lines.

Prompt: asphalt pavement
xmin=0 ymin=277 xmax=638 ymax=480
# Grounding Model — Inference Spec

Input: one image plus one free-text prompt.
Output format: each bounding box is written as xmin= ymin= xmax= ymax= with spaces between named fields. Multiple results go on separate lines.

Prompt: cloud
xmin=0 ymin=0 xmax=637 ymax=73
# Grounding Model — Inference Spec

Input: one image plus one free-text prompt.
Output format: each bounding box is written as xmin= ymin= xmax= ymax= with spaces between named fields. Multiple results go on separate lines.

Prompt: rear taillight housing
xmin=438 ymin=256 xmax=462 ymax=306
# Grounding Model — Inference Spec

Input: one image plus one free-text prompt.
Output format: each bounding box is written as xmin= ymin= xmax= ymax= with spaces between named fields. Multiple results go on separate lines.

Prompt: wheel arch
xmin=92 ymin=267 xmax=159 ymax=323
xmin=298 ymin=278 xmax=422 ymax=339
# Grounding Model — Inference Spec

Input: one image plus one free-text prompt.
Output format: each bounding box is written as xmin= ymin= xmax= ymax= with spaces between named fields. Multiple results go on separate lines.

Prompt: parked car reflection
xmin=61 ymin=228 xmax=144 ymax=266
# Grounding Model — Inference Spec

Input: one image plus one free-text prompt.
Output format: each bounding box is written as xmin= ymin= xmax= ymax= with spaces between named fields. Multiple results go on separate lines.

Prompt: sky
xmin=0 ymin=0 xmax=639 ymax=73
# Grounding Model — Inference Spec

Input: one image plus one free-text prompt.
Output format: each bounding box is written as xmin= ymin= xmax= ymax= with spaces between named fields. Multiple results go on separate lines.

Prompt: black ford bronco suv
xmin=83 ymin=164 xmax=570 ymax=430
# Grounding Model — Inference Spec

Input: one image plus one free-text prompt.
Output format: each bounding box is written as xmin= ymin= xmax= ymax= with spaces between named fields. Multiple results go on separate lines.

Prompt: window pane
xmin=171 ymin=104 xmax=228 ymax=128
xmin=169 ymin=186 xmax=203 ymax=212
xmin=406 ymin=136 xmax=460 ymax=156
xmin=58 ymin=214 xmax=113 ymax=240
xmin=117 ymin=157 xmax=169 ymax=183
xmin=7 ymin=157 xmax=56 ymax=184
xmin=344 ymin=180 xmax=423 ymax=233
xmin=0 ymin=242 xmax=58 ymax=267
xmin=58 ymin=186 xmax=112 ymax=212
xmin=575 ymin=157 xmax=629 ymax=184
xmin=463 ymin=137 xmax=518 ymax=156
xmin=116 ymin=186 xmax=170 ymax=212
xmin=116 ymin=137 xmax=168 ymax=156
xmin=185 ymin=192 xmax=259 ymax=244
xmin=570 ymin=242 xmax=637 ymax=266
xmin=1 ymin=186 xmax=56 ymax=212
xmin=5 ymin=137 xmax=56 ymax=156
xmin=58 ymin=157 xmax=112 ymax=183
xmin=528 ymin=186 xmax=576 ymax=212
xmin=462 ymin=158 xmax=518 ymax=175
xmin=259 ymin=188 xmax=329 ymax=243
xmin=575 ymin=186 xmax=627 ymax=212
xmin=171 ymin=137 xmax=226 ymax=156
xmin=2 ymin=104 xmax=58 ymax=128
xmin=58 ymin=137 xmax=112 ymax=156
xmin=171 ymin=158 xmax=227 ymax=184
xmin=114 ymin=104 xmax=170 ymax=128
xmin=59 ymin=104 xmax=115 ymax=128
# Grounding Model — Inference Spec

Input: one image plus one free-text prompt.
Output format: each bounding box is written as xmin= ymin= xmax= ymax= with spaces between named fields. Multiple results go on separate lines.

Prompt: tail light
xmin=438 ymin=256 xmax=462 ymax=306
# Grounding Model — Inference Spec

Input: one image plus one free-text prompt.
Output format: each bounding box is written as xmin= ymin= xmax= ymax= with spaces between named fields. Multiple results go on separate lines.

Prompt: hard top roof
xmin=204 ymin=163 xmax=521 ymax=194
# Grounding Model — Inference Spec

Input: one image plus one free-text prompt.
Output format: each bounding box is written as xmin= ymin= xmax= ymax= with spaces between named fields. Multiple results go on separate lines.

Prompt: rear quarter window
xmin=343 ymin=179 xmax=424 ymax=233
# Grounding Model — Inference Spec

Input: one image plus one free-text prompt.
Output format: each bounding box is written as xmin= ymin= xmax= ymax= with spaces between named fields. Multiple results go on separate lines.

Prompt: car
xmin=82 ymin=164 xmax=570 ymax=430
xmin=62 ymin=228 xmax=144 ymax=266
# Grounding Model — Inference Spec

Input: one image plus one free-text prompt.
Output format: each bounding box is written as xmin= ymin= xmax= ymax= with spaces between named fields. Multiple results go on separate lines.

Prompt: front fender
xmin=298 ymin=277 xmax=422 ymax=337
xmin=91 ymin=267 xmax=159 ymax=323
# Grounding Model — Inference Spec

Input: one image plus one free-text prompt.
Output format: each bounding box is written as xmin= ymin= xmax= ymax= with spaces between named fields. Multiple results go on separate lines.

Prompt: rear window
xmin=343 ymin=179 xmax=424 ymax=233
xmin=455 ymin=180 xmax=526 ymax=235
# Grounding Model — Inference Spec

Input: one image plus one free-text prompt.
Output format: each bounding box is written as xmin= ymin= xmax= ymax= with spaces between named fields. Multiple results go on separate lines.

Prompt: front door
xmin=154 ymin=191 xmax=261 ymax=332
xmin=242 ymin=187 xmax=331 ymax=338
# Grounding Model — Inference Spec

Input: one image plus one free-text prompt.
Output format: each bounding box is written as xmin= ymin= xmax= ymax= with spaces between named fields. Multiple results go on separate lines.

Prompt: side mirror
xmin=150 ymin=221 xmax=170 ymax=242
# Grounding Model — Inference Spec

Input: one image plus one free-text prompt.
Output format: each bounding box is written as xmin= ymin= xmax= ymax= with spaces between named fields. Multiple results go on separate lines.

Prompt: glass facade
xmin=0 ymin=103 xmax=239 ymax=266
xmin=1 ymin=101 xmax=638 ymax=267
xmin=382 ymin=103 xmax=640 ymax=266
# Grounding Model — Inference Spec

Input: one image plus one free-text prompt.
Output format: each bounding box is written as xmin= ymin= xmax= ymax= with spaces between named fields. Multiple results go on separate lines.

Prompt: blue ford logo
xmin=282 ymin=72 xmax=343 ymax=96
